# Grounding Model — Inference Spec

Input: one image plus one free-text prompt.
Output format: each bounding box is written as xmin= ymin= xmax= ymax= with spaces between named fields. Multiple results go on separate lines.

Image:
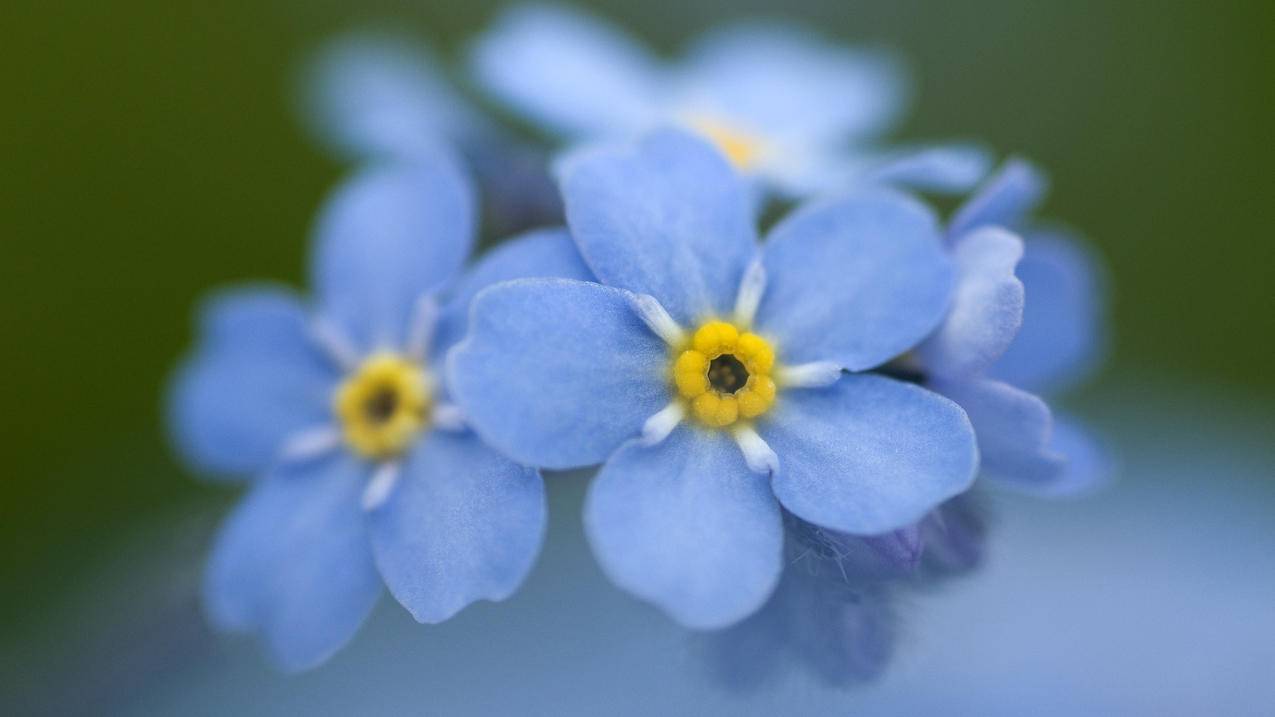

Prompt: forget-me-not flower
xmin=302 ymin=31 xmax=562 ymax=236
xmin=909 ymin=158 xmax=1110 ymax=495
xmin=706 ymin=494 xmax=988 ymax=687
xmin=448 ymin=129 xmax=978 ymax=628
xmin=168 ymin=152 xmax=592 ymax=670
xmin=706 ymin=514 xmax=912 ymax=689
xmin=469 ymin=4 xmax=989 ymax=199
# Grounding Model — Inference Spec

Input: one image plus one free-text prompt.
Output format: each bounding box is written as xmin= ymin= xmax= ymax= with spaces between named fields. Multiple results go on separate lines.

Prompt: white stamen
xmin=641 ymin=401 xmax=685 ymax=446
xmin=279 ymin=425 xmax=342 ymax=462
xmin=733 ymin=258 xmax=767 ymax=326
xmin=407 ymin=294 xmax=441 ymax=361
xmin=431 ymin=402 xmax=467 ymax=432
xmin=362 ymin=461 xmax=401 ymax=511
xmin=310 ymin=317 xmax=361 ymax=371
xmin=777 ymin=361 xmax=843 ymax=388
xmin=630 ymin=294 xmax=686 ymax=346
xmin=733 ymin=426 xmax=779 ymax=476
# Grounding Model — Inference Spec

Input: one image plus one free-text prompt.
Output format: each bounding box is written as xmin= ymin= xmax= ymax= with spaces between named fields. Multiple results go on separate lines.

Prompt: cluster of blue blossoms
xmin=169 ymin=5 xmax=1109 ymax=677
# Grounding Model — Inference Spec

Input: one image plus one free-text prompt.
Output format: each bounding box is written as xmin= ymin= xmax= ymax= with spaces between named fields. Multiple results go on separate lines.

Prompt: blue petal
xmin=917 ymin=227 xmax=1025 ymax=378
xmin=678 ymin=22 xmax=907 ymax=143
xmin=168 ymin=286 xmax=337 ymax=477
xmin=763 ymin=374 xmax=978 ymax=535
xmin=311 ymin=158 xmax=475 ymax=352
xmin=918 ymin=494 xmax=987 ymax=574
xmin=584 ymin=429 xmax=783 ymax=629
xmin=754 ymin=190 xmax=953 ymax=370
xmin=1038 ymin=413 xmax=1114 ymax=497
xmin=559 ymin=129 xmax=757 ymax=325
xmin=783 ymin=577 xmax=896 ymax=687
xmin=930 ymin=377 xmax=1067 ymax=490
xmin=854 ymin=142 xmax=993 ymax=194
xmin=446 ymin=279 xmax=669 ymax=469
xmin=301 ymin=33 xmax=484 ymax=160
xmin=203 ymin=452 xmax=382 ymax=672
xmin=469 ymin=4 xmax=660 ymax=138
xmin=991 ymin=228 xmax=1107 ymax=393
xmin=369 ymin=430 xmax=545 ymax=623
xmin=947 ymin=157 xmax=1048 ymax=238
xmin=430 ymin=227 xmax=593 ymax=361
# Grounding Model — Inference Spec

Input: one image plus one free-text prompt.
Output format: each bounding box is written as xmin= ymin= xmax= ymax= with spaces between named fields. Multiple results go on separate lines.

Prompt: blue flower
xmin=301 ymin=31 xmax=562 ymax=236
xmin=301 ymin=32 xmax=487 ymax=161
xmin=911 ymin=158 xmax=1110 ymax=495
xmin=447 ymin=129 xmax=978 ymax=628
xmin=168 ymin=152 xmax=592 ymax=671
xmin=705 ymin=528 xmax=901 ymax=689
xmin=469 ymin=4 xmax=990 ymax=198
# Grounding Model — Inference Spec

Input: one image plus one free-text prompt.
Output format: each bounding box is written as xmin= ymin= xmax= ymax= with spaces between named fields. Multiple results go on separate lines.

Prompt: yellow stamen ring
xmin=334 ymin=352 xmax=431 ymax=460
xmin=673 ymin=321 xmax=777 ymax=428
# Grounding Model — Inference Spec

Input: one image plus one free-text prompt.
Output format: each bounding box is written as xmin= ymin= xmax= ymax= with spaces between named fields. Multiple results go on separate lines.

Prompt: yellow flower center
xmin=685 ymin=116 xmax=764 ymax=170
xmin=672 ymin=321 xmax=777 ymax=428
xmin=334 ymin=352 xmax=431 ymax=460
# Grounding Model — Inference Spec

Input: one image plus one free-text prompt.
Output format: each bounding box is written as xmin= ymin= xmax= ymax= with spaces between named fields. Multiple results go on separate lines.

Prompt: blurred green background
xmin=2 ymin=0 xmax=1271 ymax=643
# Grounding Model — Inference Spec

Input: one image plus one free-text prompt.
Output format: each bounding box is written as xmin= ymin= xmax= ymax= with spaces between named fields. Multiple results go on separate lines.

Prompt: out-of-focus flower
xmin=301 ymin=32 xmax=561 ymax=237
xmin=704 ymin=496 xmax=988 ymax=688
xmin=469 ymin=4 xmax=989 ymax=199
xmin=918 ymin=493 xmax=991 ymax=575
xmin=906 ymin=158 xmax=1110 ymax=495
xmin=448 ymin=129 xmax=978 ymax=628
xmin=168 ymin=152 xmax=592 ymax=671
xmin=705 ymin=521 xmax=901 ymax=689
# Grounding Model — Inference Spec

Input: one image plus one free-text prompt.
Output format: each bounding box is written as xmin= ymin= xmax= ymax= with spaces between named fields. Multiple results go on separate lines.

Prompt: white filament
xmin=431 ymin=402 xmax=467 ymax=432
xmin=407 ymin=294 xmax=441 ymax=361
xmin=630 ymin=293 xmax=686 ymax=346
xmin=733 ymin=258 xmax=767 ymax=326
xmin=362 ymin=461 xmax=401 ymax=511
xmin=733 ymin=425 xmax=779 ymax=476
xmin=310 ymin=316 xmax=362 ymax=371
xmin=777 ymin=361 xmax=842 ymax=388
xmin=641 ymin=401 xmax=685 ymax=446
xmin=278 ymin=425 xmax=342 ymax=463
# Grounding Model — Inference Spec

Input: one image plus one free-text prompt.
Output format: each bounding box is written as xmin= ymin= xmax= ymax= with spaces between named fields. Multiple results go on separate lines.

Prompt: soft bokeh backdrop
xmin=3 ymin=0 xmax=1272 ymax=712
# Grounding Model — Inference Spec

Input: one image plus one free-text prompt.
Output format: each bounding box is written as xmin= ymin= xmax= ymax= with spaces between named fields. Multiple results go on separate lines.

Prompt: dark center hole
xmin=708 ymin=354 xmax=749 ymax=394
xmin=364 ymin=386 xmax=399 ymax=424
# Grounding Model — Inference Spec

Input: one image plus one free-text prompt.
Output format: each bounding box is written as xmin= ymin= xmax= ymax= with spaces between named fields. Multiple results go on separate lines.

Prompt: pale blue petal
xmin=369 ymin=430 xmax=545 ymax=623
xmin=203 ymin=452 xmax=381 ymax=672
xmin=1037 ymin=413 xmax=1113 ymax=497
xmin=918 ymin=227 xmax=1025 ymax=378
xmin=854 ymin=142 xmax=993 ymax=194
xmin=168 ymin=286 xmax=337 ymax=478
xmin=991 ymin=228 xmax=1107 ymax=393
xmin=763 ymin=374 xmax=978 ymax=535
xmin=754 ymin=190 xmax=953 ymax=370
xmin=469 ymin=4 xmax=660 ymax=138
xmin=947 ymin=157 xmax=1048 ymax=238
xmin=584 ymin=429 xmax=783 ymax=629
xmin=311 ymin=158 xmax=475 ymax=351
xmin=446 ymin=279 xmax=669 ymax=469
xmin=678 ymin=23 xmax=907 ymax=143
xmin=301 ymin=33 xmax=483 ymax=160
xmin=559 ymin=129 xmax=757 ymax=324
xmin=768 ymin=143 xmax=989 ymax=199
xmin=431 ymin=227 xmax=593 ymax=361
xmin=931 ymin=377 xmax=1067 ymax=490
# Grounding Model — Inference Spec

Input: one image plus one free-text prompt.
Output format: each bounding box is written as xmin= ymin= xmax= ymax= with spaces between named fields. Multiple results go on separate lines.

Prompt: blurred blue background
xmin=2 ymin=1 xmax=1272 ymax=714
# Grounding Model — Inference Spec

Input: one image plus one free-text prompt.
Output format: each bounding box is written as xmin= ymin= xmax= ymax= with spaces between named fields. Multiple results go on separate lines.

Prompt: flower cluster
xmin=168 ymin=4 xmax=1109 ymax=675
